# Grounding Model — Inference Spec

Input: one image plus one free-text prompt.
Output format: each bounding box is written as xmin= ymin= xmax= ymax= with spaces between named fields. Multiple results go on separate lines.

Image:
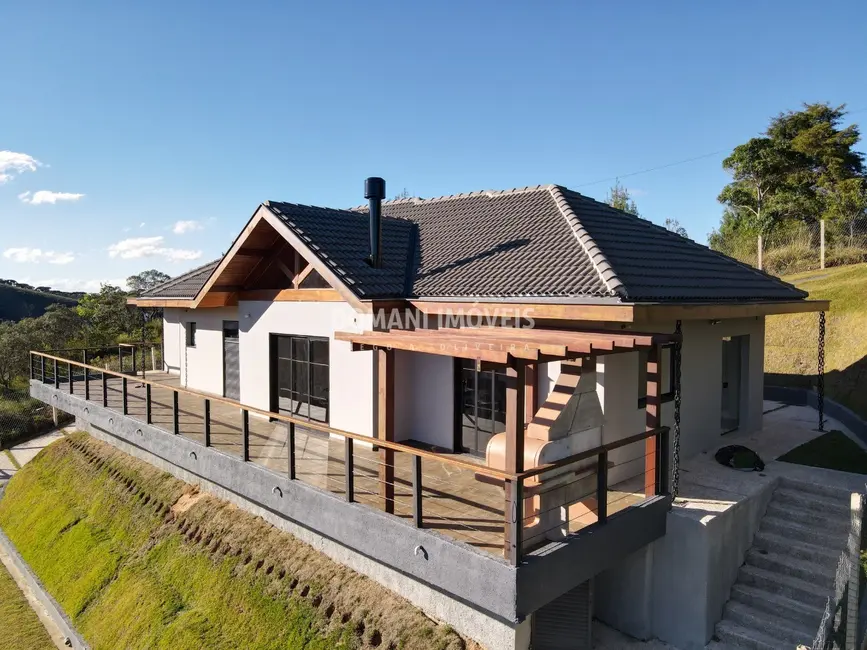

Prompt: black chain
xmin=818 ymin=310 xmax=826 ymax=432
xmin=672 ymin=319 xmax=682 ymax=500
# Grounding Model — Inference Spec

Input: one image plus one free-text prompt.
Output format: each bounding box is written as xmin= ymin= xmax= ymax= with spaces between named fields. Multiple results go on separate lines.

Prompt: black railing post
xmin=657 ymin=428 xmax=670 ymax=496
xmin=412 ymin=455 xmax=423 ymax=528
xmin=172 ymin=392 xmax=179 ymax=435
xmin=53 ymin=359 xmax=59 ymax=389
xmin=118 ymin=345 xmax=123 ymax=374
xmin=68 ymin=362 xmax=74 ymax=394
xmin=145 ymin=384 xmax=152 ymax=424
xmin=29 ymin=353 xmax=34 ymax=380
xmin=242 ymin=409 xmax=250 ymax=461
xmin=102 ymin=372 xmax=108 ymax=407
xmin=288 ymin=422 xmax=296 ymax=480
xmin=507 ymin=479 xmax=523 ymax=565
xmin=597 ymin=450 xmax=608 ymax=524
xmin=84 ymin=365 xmax=90 ymax=401
xmin=203 ymin=399 xmax=211 ymax=446
xmin=344 ymin=437 xmax=354 ymax=502
xmin=40 ymin=355 xmax=45 ymax=383
xmin=122 ymin=377 xmax=128 ymax=415
xmin=132 ymin=346 xmax=137 ymax=378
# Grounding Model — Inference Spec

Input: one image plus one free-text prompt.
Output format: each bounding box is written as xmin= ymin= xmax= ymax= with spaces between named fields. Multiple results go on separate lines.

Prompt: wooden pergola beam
xmin=378 ymin=348 xmax=395 ymax=514
xmin=644 ymin=345 xmax=661 ymax=496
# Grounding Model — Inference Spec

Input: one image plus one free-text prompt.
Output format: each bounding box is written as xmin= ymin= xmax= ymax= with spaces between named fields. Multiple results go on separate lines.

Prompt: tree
xmin=665 ymin=218 xmax=689 ymax=239
xmin=825 ymin=177 xmax=867 ymax=245
xmin=392 ymin=188 xmax=411 ymax=200
xmin=76 ymin=284 xmax=139 ymax=345
xmin=127 ymin=269 xmax=171 ymax=294
xmin=606 ymin=180 xmax=639 ymax=215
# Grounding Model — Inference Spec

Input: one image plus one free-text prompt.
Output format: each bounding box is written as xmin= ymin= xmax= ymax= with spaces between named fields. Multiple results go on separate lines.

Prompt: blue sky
xmin=2 ymin=0 xmax=865 ymax=292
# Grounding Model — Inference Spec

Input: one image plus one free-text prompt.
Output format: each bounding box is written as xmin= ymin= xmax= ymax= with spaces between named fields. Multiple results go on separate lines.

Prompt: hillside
xmin=765 ymin=262 xmax=867 ymax=422
xmin=0 ymin=283 xmax=79 ymax=321
xmin=0 ymin=434 xmax=475 ymax=650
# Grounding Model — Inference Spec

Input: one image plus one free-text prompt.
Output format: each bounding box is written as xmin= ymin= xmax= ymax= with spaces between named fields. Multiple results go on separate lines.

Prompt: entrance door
xmin=456 ymin=359 xmax=507 ymax=457
xmin=223 ymin=321 xmax=240 ymax=400
xmin=720 ymin=336 xmax=744 ymax=433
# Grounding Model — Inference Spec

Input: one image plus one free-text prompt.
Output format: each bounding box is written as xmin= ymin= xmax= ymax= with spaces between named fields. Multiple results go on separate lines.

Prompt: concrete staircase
xmin=709 ymin=477 xmax=853 ymax=649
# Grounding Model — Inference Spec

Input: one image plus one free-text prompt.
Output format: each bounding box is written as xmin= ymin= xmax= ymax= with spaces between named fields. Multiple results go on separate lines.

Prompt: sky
xmin=2 ymin=1 xmax=866 ymax=292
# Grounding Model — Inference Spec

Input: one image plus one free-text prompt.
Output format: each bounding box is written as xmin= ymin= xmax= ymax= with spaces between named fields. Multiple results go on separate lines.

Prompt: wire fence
xmin=713 ymin=219 xmax=867 ymax=276
xmin=0 ymin=386 xmax=71 ymax=450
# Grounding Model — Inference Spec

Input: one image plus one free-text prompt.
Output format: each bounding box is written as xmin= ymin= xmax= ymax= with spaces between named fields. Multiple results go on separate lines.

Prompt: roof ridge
xmin=556 ymin=187 xmax=807 ymax=298
xmin=348 ymin=184 xmax=557 ymax=211
xmin=140 ymin=258 xmax=220 ymax=296
xmin=548 ymin=185 xmax=626 ymax=299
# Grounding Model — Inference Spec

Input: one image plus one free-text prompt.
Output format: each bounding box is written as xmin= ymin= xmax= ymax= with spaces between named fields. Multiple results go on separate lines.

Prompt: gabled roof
xmin=136 ymin=184 xmax=808 ymax=304
xmin=139 ymin=259 xmax=221 ymax=299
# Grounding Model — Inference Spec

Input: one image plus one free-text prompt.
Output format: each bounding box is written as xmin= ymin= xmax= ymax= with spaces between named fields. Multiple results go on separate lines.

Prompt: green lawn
xmin=778 ymin=430 xmax=867 ymax=474
xmin=0 ymin=560 xmax=54 ymax=650
xmin=766 ymin=262 xmax=867 ymax=423
xmin=0 ymin=433 xmax=471 ymax=650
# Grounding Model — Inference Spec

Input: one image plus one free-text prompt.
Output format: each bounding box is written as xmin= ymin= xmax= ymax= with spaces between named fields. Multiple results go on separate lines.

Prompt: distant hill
xmin=0 ymin=280 xmax=80 ymax=321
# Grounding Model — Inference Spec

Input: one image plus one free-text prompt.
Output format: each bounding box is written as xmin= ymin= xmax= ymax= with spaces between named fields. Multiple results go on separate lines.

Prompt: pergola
xmin=335 ymin=325 xmax=682 ymax=554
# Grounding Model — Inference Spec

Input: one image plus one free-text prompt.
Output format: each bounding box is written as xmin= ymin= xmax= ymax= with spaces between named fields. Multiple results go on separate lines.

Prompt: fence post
xmin=151 ymin=346 xmax=157 ymax=372
xmin=203 ymin=399 xmax=211 ymax=446
xmin=597 ymin=451 xmax=608 ymax=524
xmin=242 ymin=409 xmax=250 ymax=461
xmin=344 ymin=437 xmax=354 ymax=502
xmin=68 ymin=362 xmax=74 ymax=395
xmin=84 ymin=365 xmax=90 ymax=401
xmin=288 ymin=422 xmax=296 ymax=480
xmin=820 ymin=219 xmax=826 ymax=270
xmin=145 ymin=384 xmax=152 ymax=424
xmin=757 ymin=234 xmax=763 ymax=271
xmin=102 ymin=373 xmax=107 ymax=407
xmin=412 ymin=455 xmax=423 ymax=528
xmin=172 ymin=392 xmax=179 ymax=435
xmin=121 ymin=377 xmax=128 ymax=415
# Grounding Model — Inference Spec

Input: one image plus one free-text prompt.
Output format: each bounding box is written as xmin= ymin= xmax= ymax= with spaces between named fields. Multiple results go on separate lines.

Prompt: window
xmin=456 ymin=359 xmax=507 ymax=457
xmin=186 ymin=322 xmax=197 ymax=347
xmin=637 ymin=346 xmax=674 ymax=407
xmin=272 ymin=335 xmax=329 ymax=423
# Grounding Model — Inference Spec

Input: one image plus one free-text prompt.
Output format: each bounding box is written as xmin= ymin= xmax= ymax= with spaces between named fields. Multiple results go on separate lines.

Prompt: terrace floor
xmin=47 ymin=370 xmax=650 ymax=558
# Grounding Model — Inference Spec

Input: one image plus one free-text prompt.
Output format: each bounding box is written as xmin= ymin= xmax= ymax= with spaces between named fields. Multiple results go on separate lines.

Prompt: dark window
xmin=638 ymin=345 xmax=675 ymax=407
xmin=186 ymin=322 xmax=197 ymax=347
xmin=456 ymin=359 xmax=507 ymax=457
xmin=273 ymin=334 xmax=329 ymax=423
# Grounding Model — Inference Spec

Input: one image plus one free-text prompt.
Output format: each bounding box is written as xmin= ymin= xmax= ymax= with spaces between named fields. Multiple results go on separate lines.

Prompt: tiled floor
xmin=43 ymin=369 xmax=651 ymax=558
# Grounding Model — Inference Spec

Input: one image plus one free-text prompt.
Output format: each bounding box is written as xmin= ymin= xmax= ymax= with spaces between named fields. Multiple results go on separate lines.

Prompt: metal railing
xmin=29 ymin=348 xmax=669 ymax=564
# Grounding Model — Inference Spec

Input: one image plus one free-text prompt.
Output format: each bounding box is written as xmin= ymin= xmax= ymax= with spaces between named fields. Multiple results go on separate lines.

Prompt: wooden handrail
xmin=29 ymin=350 xmax=515 ymax=481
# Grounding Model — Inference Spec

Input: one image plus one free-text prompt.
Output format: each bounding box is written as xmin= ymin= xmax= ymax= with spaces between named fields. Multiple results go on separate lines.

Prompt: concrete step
xmin=772 ymin=487 xmax=850 ymax=518
xmin=705 ymin=643 xmax=740 ymax=650
xmin=728 ymin=583 xmax=825 ymax=624
xmin=759 ymin=515 xmax=845 ymax=549
xmin=765 ymin=500 xmax=850 ymax=532
xmin=752 ymin=531 xmax=842 ymax=566
xmin=737 ymin=565 xmax=832 ymax=610
xmin=779 ymin=477 xmax=856 ymax=502
xmin=714 ymin=620 xmax=790 ymax=650
xmin=745 ymin=548 xmax=835 ymax=587
xmin=723 ymin=600 xmax=814 ymax=645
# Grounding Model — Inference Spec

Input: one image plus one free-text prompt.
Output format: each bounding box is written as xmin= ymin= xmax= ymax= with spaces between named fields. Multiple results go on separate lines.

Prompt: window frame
xmin=453 ymin=359 xmax=508 ymax=457
xmin=186 ymin=322 xmax=197 ymax=348
xmin=637 ymin=344 xmax=675 ymax=409
xmin=270 ymin=333 xmax=330 ymax=425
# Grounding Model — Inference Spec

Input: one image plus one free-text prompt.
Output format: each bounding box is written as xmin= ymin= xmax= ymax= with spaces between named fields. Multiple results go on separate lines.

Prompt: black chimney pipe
xmin=365 ymin=177 xmax=386 ymax=268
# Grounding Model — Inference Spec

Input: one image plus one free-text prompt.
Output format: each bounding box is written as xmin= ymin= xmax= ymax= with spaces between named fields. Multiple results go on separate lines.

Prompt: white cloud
xmin=107 ymin=236 xmax=201 ymax=262
xmin=139 ymin=222 xmax=146 ymax=228
xmin=172 ymin=219 xmax=204 ymax=235
xmin=18 ymin=190 xmax=85 ymax=205
xmin=2 ymin=247 xmax=75 ymax=264
xmin=0 ymin=151 xmax=41 ymax=184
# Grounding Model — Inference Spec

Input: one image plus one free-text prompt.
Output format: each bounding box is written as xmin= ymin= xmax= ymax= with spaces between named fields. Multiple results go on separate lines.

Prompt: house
xmin=33 ymin=179 xmax=828 ymax=649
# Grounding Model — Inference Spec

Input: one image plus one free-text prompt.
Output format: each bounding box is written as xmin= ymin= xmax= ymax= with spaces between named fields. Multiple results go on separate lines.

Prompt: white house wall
xmin=393 ymin=351 xmax=455 ymax=448
xmin=162 ymin=309 xmax=182 ymax=375
xmin=238 ymin=301 xmax=374 ymax=437
xmin=174 ymin=306 xmax=239 ymax=396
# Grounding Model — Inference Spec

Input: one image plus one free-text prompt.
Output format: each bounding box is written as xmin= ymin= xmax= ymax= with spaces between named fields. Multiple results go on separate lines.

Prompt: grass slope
xmin=0 ymin=434 xmax=473 ymax=650
xmin=0 ymin=561 xmax=54 ymax=649
xmin=766 ymin=262 xmax=867 ymax=422
xmin=0 ymin=283 xmax=79 ymax=321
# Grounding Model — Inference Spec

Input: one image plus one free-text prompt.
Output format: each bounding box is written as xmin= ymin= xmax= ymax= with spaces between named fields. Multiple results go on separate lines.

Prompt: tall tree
xmin=76 ymin=284 xmax=139 ymax=345
xmin=606 ymin=180 xmax=639 ymax=215
xmin=127 ymin=269 xmax=171 ymax=294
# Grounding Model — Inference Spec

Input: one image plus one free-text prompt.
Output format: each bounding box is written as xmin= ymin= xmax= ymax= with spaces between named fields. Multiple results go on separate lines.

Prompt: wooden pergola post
xmin=524 ymin=362 xmax=537 ymax=425
xmin=378 ymin=348 xmax=396 ymax=514
xmin=644 ymin=345 xmax=661 ymax=496
xmin=505 ymin=359 xmax=526 ymax=563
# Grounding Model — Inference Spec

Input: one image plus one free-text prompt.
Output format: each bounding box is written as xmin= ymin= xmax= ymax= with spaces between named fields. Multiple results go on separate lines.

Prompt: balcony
xmin=28 ymin=345 xmax=670 ymax=621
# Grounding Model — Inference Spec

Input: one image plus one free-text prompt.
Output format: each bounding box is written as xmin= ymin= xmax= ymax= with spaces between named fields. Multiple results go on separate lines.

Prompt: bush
xmin=0 ymin=388 xmax=70 ymax=449
xmin=826 ymin=246 xmax=867 ymax=268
